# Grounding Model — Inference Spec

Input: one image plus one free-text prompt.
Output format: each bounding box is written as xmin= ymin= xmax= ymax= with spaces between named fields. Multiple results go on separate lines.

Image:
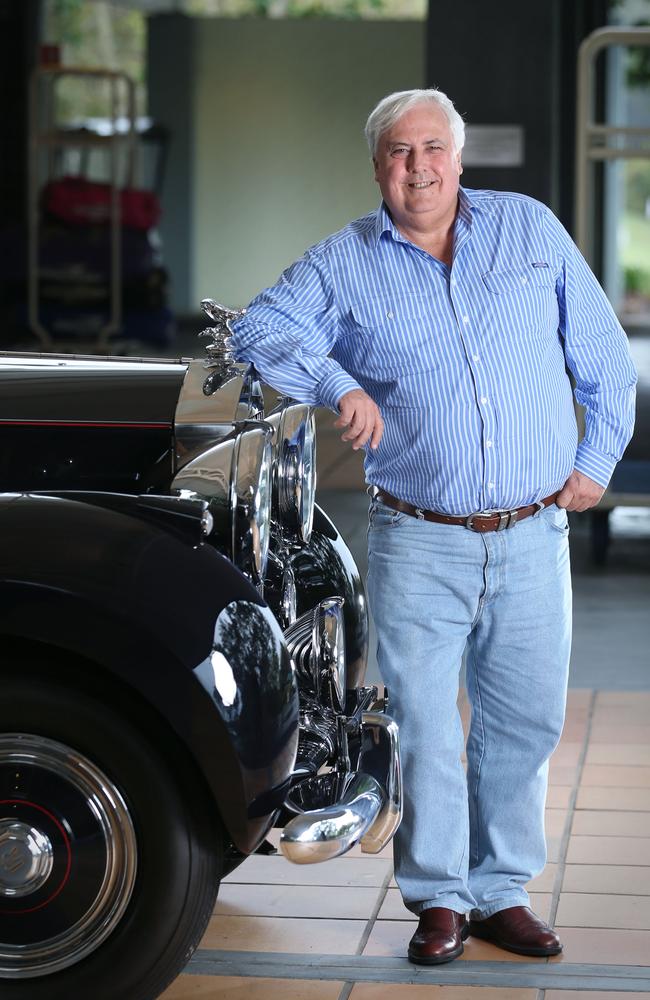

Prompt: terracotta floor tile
xmin=567 ymin=689 xmax=594 ymax=707
xmin=546 ymin=835 xmax=562 ymax=863
xmin=548 ymin=764 xmax=579 ymax=786
xmin=592 ymin=707 xmax=650 ymax=725
xmin=551 ymin=925 xmax=650 ymax=964
xmin=546 ymin=786 xmax=572 ymax=808
xmin=528 ymin=863 xmax=557 ymax=892
xmin=545 ymin=809 xmax=567 ymax=837
xmin=545 ymin=993 xmax=650 ymax=1000
xmin=201 ymin=915 xmax=366 ymax=953
xmin=459 ymin=936 xmax=540 ymax=963
xmin=161 ymin=977 xmax=344 ymax=999
xmin=559 ymin=722 xmax=589 ymax=741
xmin=586 ymin=745 xmax=650 ymax=766
xmin=571 ymin=809 xmax=650 ymax=837
xmin=223 ymin=855 xmax=393 ymax=887
xmin=551 ymin=742 xmax=582 ymax=764
xmin=215 ymin=884 xmax=381 ymax=919
xmin=597 ymin=692 xmax=650 ymax=706
xmin=562 ymin=864 xmax=650 ymax=894
xmin=362 ymin=921 xmax=535 ymax=962
xmin=581 ymin=765 xmax=650 ymax=787
xmin=576 ymin=786 xmax=650 ymax=811
xmin=556 ymin=891 xmax=650 ymax=929
xmin=350 ymin=985 xmax=537 ymax=999
xmin=566 ymin=835 xmax=650 ymax=864
xmin=589 ymin=725 xmax=650 ymax=744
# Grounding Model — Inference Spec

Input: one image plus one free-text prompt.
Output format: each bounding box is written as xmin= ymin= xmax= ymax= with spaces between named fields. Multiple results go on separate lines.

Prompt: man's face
xmin=373 ymin=103 xmax=462 ymax=232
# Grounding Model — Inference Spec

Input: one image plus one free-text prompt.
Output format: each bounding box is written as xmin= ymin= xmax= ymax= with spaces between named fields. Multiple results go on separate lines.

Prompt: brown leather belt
xmin=373 ymin=489 xmax=560 ymax=533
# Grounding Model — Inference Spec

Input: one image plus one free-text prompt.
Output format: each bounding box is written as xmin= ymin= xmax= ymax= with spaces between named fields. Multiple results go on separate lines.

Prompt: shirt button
xmin=486 ymin=440 xmax=493 ymax=448
xmin=480 ymin=396 xmax=488 ymax=404
xmin=473 ymin=354 xmax=480 ymax=362
xmin=488 ymin=481 xmax=495 ymax=489
xmin=386 ymin=311 xmax=393 ymax=319
xmin=521 ymin=276 xmax=528 ymax=284
xmin=462 ymin=315 xmax=469 ymax=324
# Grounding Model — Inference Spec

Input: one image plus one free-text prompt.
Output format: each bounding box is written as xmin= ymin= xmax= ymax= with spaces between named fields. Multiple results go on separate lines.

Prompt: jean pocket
xmin=540 ymin=503 xmax=570 ymax=534
xmin=368 ymin=500 xmax=408 ymax=530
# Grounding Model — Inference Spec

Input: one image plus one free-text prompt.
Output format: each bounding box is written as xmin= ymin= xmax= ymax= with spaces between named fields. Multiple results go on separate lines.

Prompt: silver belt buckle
xmin=465 ymin=508 xmax=519 ymax=532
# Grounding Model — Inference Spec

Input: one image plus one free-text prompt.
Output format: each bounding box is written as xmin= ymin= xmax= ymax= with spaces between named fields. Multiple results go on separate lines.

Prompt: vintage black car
xmin=0 ymin=301 xmax=401 ymax=1000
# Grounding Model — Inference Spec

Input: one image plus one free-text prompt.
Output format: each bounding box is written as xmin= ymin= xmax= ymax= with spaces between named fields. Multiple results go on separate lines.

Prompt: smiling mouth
xmin=407 ymin=180 xmax=436 ymax=189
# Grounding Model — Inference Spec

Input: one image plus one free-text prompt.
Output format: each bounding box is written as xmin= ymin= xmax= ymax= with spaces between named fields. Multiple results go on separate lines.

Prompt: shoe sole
xmin=407 ymin=925 xmax=470 ymax=965
xmin=468 ymin=923 xmax=562 ymax=956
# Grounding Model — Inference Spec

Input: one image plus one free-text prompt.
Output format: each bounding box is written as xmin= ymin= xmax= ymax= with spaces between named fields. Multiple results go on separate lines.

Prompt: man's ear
xmin=456 ymin=152 xmax=463 ymax=176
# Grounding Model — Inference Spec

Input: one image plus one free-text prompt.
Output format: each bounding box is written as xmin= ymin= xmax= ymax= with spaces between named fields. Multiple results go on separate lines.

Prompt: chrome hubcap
xmin=0 ymin=733 xmax=138 ymax=979
xmin=0 ymin=820 xmax=54 ymax=898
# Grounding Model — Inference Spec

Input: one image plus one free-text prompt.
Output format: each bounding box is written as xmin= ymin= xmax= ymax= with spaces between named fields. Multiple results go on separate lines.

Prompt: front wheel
xmin=0 ymin=669 xmax=223 ymax=1000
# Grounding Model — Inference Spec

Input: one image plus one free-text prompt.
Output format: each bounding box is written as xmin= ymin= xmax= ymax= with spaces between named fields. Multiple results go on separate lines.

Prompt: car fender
xmin=0 ymin=492 xmax=298 ymax=853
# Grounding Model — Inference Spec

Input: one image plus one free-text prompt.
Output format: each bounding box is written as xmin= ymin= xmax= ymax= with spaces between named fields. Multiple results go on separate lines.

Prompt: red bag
xmin=43 ymin=176 xmax=160 ymax=231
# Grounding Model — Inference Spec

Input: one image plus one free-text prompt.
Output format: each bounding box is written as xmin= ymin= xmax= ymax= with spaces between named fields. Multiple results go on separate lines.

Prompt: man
xmin=229 ymin=88 xmax=637 ymax=963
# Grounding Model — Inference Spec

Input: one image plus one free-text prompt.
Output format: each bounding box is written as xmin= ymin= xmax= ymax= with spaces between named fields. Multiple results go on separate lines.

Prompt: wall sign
xmin=462 ymin=125 xmax=525 ymax=167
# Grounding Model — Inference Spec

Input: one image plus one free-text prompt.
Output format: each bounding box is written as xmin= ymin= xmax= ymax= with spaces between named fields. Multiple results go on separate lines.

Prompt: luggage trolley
xmin=27 ymin=66 xmax=137 ymax=351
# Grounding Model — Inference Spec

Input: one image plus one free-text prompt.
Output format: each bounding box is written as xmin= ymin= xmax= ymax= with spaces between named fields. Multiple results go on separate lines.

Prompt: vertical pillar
xmin=147 ymin=13 xmax=195 ymax=315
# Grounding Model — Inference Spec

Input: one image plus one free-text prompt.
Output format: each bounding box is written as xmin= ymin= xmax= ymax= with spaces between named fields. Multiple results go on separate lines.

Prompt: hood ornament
xmin=199 ymin=299 xmax=247 ymax=395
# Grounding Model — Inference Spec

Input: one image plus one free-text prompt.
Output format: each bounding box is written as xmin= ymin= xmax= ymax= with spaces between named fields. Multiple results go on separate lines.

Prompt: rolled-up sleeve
xmin=228 ymin=250 xmax=362 ymax=411
xmin=544 ymin=211 xmax=637 ymax=487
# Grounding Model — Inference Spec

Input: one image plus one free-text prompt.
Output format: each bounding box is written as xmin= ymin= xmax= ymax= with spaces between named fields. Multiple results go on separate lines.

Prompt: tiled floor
xmin=161 ymin=690 xmax=650 ymax=999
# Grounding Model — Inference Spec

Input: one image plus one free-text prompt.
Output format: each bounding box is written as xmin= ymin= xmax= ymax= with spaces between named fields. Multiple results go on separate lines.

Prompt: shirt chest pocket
xmin=347 ymin=296 xmax=444 ymax=377
xmin=481 ymin=265 xmax=558 ymax=333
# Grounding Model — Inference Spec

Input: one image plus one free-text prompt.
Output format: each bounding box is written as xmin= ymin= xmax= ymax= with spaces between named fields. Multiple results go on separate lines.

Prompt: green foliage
xmin=187 ymin=0 xmax=421 ymax=18
xmin=43 ymin=0 xmax=146 ymax=120
xmin=625 ymin=161 xmax=650 ymax=214
xmin=626 ymin=23 xmax=650 ymax=88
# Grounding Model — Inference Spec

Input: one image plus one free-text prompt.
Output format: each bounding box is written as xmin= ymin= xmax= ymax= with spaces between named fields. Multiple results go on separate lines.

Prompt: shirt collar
xmin=373 ymin=186 xmax=492 ymax=246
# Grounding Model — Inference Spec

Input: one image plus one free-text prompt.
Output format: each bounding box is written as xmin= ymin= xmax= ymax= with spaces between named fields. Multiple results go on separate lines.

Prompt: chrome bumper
xmin=279 ymin=710 xmax=401 ymax=864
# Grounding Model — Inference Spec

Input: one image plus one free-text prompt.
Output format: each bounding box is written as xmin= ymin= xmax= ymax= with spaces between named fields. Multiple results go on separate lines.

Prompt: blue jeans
xmin=367 ymin=499 xmax=571 ymax=919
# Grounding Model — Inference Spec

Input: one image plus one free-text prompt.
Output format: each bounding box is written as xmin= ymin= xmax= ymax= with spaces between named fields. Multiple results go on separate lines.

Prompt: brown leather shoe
xmin=468 ymin=906 xmax=562 ymax=956
xmin=408 ymin=907 xmax=469 ymax=965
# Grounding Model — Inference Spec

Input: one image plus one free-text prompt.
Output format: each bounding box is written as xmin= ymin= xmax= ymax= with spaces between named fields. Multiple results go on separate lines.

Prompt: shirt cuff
xmin=317 ymin=370 xmax=364 ymax=412
xmin=574 ymin=440 xmax=618 ymax=489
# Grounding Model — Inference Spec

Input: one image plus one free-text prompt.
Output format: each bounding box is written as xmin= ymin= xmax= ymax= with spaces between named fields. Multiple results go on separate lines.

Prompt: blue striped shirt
xmin=229 ymin=187 xmax=637 ymax=515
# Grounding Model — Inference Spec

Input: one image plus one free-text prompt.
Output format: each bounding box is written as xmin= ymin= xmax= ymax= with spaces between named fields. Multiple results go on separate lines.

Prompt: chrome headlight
xmin=312 ymin=597 xmax=346 ymax=712
xmin=267 ymin=403 xmax=316 ymax=544
xmin=171 ymin=422 xmax=273 ymax=583
xmin=231 ymin=426 xmax=272 ymax=581
xmin=284 ymin=597 xmax=346 ymax=711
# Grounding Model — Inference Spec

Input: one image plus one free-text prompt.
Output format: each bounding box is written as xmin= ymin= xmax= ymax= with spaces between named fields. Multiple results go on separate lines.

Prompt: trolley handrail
xmin=27 ymin=67 xmax=137 ymax=350
xmin=575 ymin=27 xmax=650 ymax=263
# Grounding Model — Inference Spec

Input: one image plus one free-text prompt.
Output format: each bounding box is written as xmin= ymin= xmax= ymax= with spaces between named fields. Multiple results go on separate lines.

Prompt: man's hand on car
xmin=334 ymin=389 xmax=384 ymax=450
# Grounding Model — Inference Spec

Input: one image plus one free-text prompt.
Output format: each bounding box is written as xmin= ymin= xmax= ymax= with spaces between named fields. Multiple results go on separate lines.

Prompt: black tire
xmin=0 ymin=668 xmax=223 ymax=1000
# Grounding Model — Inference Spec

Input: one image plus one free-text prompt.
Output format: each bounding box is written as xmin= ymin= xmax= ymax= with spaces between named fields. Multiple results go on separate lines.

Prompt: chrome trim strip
xmin=359 ymin=712 xmax=402 ymax=854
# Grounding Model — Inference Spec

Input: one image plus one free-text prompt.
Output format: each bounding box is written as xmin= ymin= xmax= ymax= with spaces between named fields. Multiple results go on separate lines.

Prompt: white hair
xmin=364 ymin=88 xmax=465 ymax=158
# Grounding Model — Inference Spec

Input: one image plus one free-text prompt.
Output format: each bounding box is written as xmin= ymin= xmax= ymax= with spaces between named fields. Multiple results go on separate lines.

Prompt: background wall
xmin=149 ymin=16 xmax=424 ymax=311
